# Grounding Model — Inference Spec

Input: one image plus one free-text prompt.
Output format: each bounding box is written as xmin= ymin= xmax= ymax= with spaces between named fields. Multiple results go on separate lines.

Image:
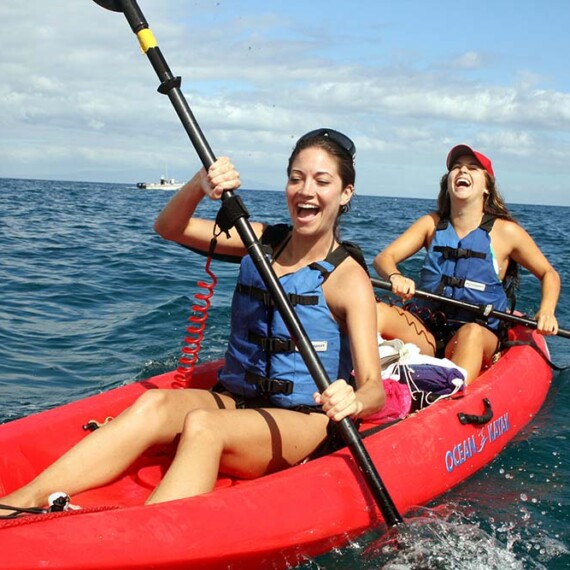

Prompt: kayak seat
xmin=133 ymin=463 xmax=233 ymax=491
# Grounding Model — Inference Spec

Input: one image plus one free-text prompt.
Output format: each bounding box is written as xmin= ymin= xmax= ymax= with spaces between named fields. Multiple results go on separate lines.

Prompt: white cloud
xmin=449 ymin=51 xmax=486 ymax=69
xmin=0 ymin=1 xmax=569 ymax=205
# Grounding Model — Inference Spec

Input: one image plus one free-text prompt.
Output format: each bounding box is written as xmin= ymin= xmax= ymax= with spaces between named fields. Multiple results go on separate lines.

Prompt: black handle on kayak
xmin=371 ymin=277 xmax=570 ymax=340
xmin=92 ymin=0 xmax=403 ymax=527
xmin=458 ymin=398 xmax=494 ymax=426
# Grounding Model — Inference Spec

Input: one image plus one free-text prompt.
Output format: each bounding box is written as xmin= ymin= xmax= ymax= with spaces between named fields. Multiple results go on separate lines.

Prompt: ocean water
xmin=0 ymin=178 xmax=568 ymax=568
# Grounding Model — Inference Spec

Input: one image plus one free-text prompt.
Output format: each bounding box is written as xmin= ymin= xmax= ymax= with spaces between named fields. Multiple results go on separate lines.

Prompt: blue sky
xmin=1 ymin=0 xmax=569 ymax=205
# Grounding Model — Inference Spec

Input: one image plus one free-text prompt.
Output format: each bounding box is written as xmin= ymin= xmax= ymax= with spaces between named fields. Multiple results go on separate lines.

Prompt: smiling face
xmin=286 ymin=147 xmax=353 ymax=239
xmin=447 ymin=154 xmax=489 ymax=203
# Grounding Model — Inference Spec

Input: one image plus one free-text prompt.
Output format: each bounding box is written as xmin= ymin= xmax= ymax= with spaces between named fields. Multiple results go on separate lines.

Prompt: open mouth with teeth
xmin=296 ymin=203 xmax=320 ymax=219
xmin=455 ymin=177 xmax=471 ymax=188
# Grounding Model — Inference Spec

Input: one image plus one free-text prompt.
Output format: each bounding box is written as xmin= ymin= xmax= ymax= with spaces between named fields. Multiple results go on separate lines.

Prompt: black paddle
xmin=92 ymin=0 xmax=403 ymax=527
xmin=372 ymin=277 xmax=570 ymax=339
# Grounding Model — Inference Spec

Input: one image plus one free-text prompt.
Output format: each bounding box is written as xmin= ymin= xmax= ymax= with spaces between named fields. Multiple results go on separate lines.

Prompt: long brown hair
xmin=436 ymin=172 xmax=515 ymax=221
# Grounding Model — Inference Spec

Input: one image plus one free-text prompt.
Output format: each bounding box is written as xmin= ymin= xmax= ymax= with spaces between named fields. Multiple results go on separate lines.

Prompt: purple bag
xmin=398 ymin=363 xmax=465 ymax=411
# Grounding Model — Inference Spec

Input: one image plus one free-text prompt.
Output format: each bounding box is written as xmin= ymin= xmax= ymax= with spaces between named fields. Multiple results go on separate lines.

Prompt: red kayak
xmin=0 ymin=325 xmax=552 ymax=569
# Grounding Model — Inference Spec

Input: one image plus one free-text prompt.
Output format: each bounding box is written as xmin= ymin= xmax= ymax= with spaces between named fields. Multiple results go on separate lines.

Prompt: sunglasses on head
xmin=297 ymin=128 xmax=356 ymax=160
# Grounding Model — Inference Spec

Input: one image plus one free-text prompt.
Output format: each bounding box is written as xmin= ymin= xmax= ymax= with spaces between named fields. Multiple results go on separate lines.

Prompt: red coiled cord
xmin=172 ymin=251 xmax=218 ymax=388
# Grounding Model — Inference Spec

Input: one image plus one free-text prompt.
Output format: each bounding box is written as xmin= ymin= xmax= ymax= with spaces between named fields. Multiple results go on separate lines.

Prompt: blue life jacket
xmin=418 ymin=215 xmax=508 ymax=331
xmin=218 ymin=225 xmax=364 ymax=408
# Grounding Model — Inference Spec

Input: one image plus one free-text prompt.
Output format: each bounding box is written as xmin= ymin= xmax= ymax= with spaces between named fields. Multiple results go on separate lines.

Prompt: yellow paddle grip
xmin=136 ymin=28 xmax=158 ymax=53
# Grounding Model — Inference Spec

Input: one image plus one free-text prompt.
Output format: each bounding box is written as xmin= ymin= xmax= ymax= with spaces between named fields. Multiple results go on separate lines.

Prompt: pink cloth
xmin=365 ymin=379 xmax=412 ymax=424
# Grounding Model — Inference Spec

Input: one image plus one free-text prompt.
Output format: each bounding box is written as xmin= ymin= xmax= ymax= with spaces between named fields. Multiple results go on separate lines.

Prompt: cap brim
xmin=446 ymin=145 xmax=476 ymax=170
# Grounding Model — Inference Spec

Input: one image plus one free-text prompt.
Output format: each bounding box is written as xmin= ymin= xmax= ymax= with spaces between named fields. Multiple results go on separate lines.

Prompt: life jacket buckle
xmin=259 ymin=377 xmax=294 ymax=395
xmin=248 ymin=332 xmax=294 ymax=353
xmin=442 ymin=275 xmax=465 ymax=288
xmin=245 ymin=371 xmax=294 ymax=395
xmin=262 ymin=337 xmax=295 ymax=353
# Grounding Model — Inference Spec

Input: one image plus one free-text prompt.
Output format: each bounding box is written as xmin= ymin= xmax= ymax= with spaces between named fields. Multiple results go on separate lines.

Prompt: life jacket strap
xmin=441 ymin=275 xmax=466 ymax=288
xmin=248 ymin=332 xmax=295 ymax=353
xmin=433 ymin=245 xmax=486 ymax=260
xmin=245 ymin=371 xmax=294 ymax=395
xmin=235 ymin=283 xmax=319 ymax=306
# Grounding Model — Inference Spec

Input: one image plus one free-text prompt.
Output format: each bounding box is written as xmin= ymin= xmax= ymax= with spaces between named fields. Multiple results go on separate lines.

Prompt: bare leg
xmin=377 ymin=302 xmax=436 ymax=356
xmin=146 ymin=407 xmax=329 ymax=504
xmin=445 ymin=324 xmax=500 ymax=384
xmin=0 ymin=388 xmax=234 ymax=511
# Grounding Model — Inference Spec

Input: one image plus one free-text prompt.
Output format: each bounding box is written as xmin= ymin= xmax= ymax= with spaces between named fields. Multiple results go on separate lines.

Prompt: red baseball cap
xmin=446 ymin=144 xmax=494 ymax=177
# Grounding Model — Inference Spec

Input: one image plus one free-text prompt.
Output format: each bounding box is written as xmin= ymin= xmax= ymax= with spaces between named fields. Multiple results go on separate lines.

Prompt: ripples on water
xmin=0 ymin=178 xmax=568 ymax=568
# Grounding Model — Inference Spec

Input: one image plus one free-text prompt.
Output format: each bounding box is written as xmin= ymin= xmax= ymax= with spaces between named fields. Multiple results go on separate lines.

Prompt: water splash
xmin=363 ymin=506 xmax=546 ymax=569
xmin=296 ymin=503 xmax=569 ymax=569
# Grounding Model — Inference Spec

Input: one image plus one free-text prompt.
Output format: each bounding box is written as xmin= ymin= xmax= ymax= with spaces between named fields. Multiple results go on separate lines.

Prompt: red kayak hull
xmin=0 ymin=326 xmax=552 ymax=569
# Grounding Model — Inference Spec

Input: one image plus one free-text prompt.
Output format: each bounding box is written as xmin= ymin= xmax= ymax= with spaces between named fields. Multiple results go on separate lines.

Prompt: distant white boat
xmin=136 ymin=176 xmax=183 ymax=191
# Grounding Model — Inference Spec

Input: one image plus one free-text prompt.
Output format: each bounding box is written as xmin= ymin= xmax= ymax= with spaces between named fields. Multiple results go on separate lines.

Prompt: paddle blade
xmin=92 ymin=0 xmax=124 ymax=12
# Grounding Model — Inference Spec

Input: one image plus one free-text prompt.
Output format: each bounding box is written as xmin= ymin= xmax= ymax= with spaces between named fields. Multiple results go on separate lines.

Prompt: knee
xmin=446 ymin=323 xmax=486 ymax=359
xmin=179 ymin=409 xmax=221 ymax=448
xmin=455 ymin=323 xmax=486 ymax=344
xmin=129 ymin=390 xmax=173 ymax=425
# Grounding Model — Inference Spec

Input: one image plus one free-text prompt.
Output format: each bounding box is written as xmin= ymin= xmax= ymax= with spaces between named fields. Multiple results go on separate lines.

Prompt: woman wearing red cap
xmin=374 ymin=145 xmax=560 ymax=384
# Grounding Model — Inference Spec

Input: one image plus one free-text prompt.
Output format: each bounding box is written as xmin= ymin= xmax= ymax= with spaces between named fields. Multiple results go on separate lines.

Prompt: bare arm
xmin=498 ymin=221 xmax=561 ymax=334
xmin=154 ymin=157 xmax=265 ymax=257
xmin=315 ymin=260 xmax=385 ymax=421
xmin=373 ymin=213 xmax=436 ymax=299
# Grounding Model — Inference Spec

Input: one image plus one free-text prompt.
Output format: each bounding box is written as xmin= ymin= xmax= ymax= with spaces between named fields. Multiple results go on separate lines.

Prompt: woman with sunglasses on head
xmin=1 ymin=129 xmax=384 ymax=513
xmin=374 ymin=145 xmax=560 ymax=385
